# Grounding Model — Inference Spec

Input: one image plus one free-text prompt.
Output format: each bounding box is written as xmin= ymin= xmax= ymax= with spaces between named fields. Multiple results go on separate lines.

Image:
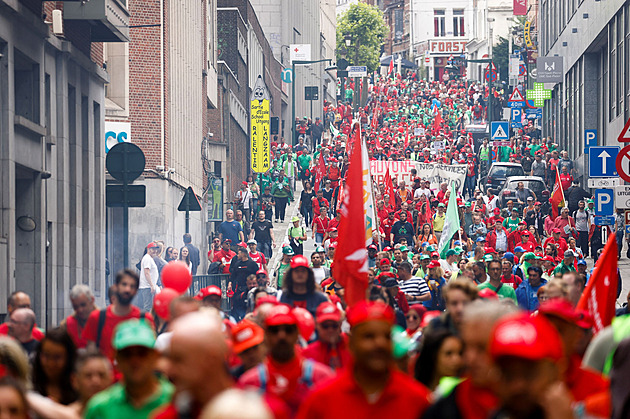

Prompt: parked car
xmin=497 ymin=176 xmax=551 ymax=208
xmin=481 ymin=162 xmax=525 ymax=193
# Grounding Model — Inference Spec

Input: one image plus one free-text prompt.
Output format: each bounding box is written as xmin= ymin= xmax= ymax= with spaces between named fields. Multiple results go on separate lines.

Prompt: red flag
xmin=418 ymin=195 xmax=433 ymax=227
xmin=313 ymin=152 xmax=326 ymax=192
xmin=433 ymin=109 xmax=443 ymax=131
xmin=576 ymin=233 xmax=618 ymax=334
xmin=384 ymin=166 xmax=396 ymax=209
xmin=388 ymin=58 xmax=394 ymax=76
xmin=549 ymin=169 xmax=565 ymax=218
xmin=404 ymin=125 xmax=410 ymax=149
xmin=334 ymin=128 xmax=368 ymax=307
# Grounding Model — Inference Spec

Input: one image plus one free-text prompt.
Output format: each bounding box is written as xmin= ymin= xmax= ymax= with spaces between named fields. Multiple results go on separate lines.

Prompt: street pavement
xmin=266 ymin=180 xmax=630 ymax=309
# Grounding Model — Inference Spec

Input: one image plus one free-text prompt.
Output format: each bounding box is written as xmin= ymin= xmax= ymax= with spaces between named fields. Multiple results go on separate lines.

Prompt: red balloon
xmin=292 ymin=307 xmax=315 ymax=341
xmin=153 ymin=288 xmax=179 ymax=320
xmin=161 ymin=261 xmax=192 ymax=293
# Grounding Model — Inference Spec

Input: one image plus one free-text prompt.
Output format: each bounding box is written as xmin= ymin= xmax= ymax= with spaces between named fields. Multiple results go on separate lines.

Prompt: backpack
xmin=95 ymin=309 xmax=146 ymax=350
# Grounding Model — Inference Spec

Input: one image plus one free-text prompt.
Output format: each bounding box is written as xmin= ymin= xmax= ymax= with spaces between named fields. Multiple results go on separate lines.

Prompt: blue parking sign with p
xmin=594 ymin=189 xmax=614 ymax=216
xmin=585 ymin=129 xmax=597 ymax=154
xmin=510 ymin=108 xmax=522 ymax=128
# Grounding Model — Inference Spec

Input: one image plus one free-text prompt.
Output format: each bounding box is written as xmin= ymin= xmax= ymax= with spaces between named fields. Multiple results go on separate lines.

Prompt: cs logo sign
xmin=105 ymin=122 xmax=131 ymax=153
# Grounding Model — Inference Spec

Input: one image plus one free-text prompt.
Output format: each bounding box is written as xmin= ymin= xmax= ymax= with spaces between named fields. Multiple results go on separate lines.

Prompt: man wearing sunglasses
xmin=302 ymin=302 xmax=351 ymax=371
xmin=239 ymin=304 xmax=333 ymax=415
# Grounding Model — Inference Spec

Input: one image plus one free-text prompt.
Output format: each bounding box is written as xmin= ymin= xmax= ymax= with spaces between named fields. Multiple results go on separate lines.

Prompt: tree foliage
xmin=336 ymin=3 xmax=387 ymax=72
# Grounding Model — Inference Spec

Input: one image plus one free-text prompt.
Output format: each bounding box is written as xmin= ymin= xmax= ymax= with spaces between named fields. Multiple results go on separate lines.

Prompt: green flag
xmin=330 ymin=123 xmax=340 ymax=139
xmin=438 ymin=182 xmax=461 ymax=259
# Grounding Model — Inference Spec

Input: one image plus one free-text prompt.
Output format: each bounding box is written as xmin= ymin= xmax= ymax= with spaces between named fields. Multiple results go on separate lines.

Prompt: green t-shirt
xmin=553 ymin=262 xmax=576 ymax=276
xmin=503 ymin=217 xmax=521 ymax=232
xmin=276 ymin=261 xmax=291 ymax=288
xmin=297 ymin=154 xmax=312 ymax=170
xmin=85 ymin=378 xmax=174 ymax=419
xmin=478 ymin=281 xmax=518 ymax=305
xmin=530 ymin=144 xmax=542 ymax=157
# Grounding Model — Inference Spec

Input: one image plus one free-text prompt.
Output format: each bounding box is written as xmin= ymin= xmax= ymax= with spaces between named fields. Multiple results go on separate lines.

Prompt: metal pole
xmin=291 ymin=62 xmax=296 ymax=145
xmin=123 ymin=151 xmax=129 ymax=268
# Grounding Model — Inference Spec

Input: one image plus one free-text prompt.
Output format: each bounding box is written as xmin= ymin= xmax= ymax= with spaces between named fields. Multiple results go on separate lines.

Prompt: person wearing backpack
xmin=238 ymin=304 xmax=333 ymax=415
xmin=82 ymin=269 xmax=154 ymax=360
xmin=288 ymin=216 xmax=307 ymax=255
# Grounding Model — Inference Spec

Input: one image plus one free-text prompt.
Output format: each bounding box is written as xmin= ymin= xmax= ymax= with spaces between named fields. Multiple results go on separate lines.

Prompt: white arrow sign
xmin=599 ymin=150 xmax=611 ymax=174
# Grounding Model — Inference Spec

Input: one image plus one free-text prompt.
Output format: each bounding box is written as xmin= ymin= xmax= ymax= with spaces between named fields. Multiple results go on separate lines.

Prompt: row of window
xmin=434 ymin=9 xmax=465 ymax=37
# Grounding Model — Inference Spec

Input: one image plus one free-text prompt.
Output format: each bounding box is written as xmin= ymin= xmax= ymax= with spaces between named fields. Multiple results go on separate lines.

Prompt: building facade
xmin=249 ymin=0 xmax=325 ymax=140
xmin=411 ymin=0 xmax=471 ymax=81
xmin=105 ymin=0 xmax=219 ymax=276
xmin=466 ymin=0 xmax=513 ymax=82
xmin=540 ymin=0 xmax=629 ymax=175
xmin=0 ymin=0 xmax=128 ymax=324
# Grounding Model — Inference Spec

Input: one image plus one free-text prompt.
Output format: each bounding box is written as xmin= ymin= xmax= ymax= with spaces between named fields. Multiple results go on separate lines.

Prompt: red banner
xmin=513 ymin=0 xmax=527 ymax=15
xmin=577 ymin=234 xmax=618 ymax=334
xmin=333 ymin=128 xmax=369 ymax=307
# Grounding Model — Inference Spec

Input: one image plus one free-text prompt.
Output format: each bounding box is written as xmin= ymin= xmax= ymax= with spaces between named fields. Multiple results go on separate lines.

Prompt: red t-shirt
xmin=213 ymin=249 xmax=237 ymax=273
xmin=82 ymin=305 xmax=155 ymax=360
xmin=65 ymin=312 xmax=96 ymax=349
xmin=296 ymin=368 xmax=431 ymax=419
xmin=0 ymin=323 xmax=45 ymax=341
xmin=302 ymin=337 xmax=352 ymax=371
xmin=249 ymin=251 xmax=267 ymax=268
xmin=501 ymin=274 xmax=523 ymax=290
xmin=312 ymin=216 xmax=330 ymax=235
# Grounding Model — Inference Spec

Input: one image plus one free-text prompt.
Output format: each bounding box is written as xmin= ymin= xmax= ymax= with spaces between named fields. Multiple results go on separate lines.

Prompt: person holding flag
xmin=437 ymin=182 xmax=461 ymax=259
xmin=549 ymin=167 xmax=566 ymax=219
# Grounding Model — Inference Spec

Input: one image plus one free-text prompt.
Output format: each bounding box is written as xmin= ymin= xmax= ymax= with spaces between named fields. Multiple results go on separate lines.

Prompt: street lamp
xmin=291 ymin=58 xmax=332 ymax=145
xmin=345 ymin=34 xmax=352 ymax=48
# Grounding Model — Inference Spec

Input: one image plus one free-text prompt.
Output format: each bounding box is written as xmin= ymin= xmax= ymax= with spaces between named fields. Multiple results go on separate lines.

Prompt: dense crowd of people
xmin=0 ymin=71 xmax=629 ymax=419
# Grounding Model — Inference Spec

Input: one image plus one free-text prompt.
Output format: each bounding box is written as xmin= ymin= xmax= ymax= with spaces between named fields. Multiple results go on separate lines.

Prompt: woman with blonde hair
xmin=424 ymin=261 xmax=447 ymax=311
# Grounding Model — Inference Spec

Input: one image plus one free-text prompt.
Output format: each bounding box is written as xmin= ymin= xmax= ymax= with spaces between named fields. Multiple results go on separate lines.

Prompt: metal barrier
xmin=190 ymin=274 xmax=231 ymax=313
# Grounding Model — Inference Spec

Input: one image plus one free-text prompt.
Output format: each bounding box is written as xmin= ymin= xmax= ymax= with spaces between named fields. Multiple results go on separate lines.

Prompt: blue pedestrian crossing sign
xmin=594 ymin=189 xmax=614 ymax=216
xmin=588 ymin=146 xmax=619 ymax=178
xmin=491 ymin=121 xmax=509 ymax=140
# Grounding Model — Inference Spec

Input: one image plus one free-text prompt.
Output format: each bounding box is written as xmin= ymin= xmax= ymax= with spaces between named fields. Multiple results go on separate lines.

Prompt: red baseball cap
xmin=256 ymin=268 xmax=267 ymax=276
xmin=380 ymin=258 xmax=391 ymax=265
xmin=493 ymin=208 xmax=500 ymax=214
xmin=538 ymin=298 xmax=593 ymax=329
xmin=316 ymin=302 xmax=342 ymax=323
xmin=542 ymin=255 xmax=555 ymax=263
xmin=329 ymin=242 xmax=338 ymax=249
xmin=147 ymin=242 xmax=158 ymax=249
xmin=478 ymin=288 xmax=499 ymax=300
xmin=265 ymin=304 xmax=297 ymax=327
xmin=552 ymin=228 xmax=562 ymax=234
xmin=427 ymin=260 xmax=441 ymax=269
xmin=254 ymin=295 xmax=278 ymax=308
xmin=195 ymin=285 xmax=221 ymax=300
xmin=290 ymin=255 xmax=310 ymax=269
xmin=431 ymin=251 xmax=440 ymax=257
xmin=484 ymin=247 xmax=497 ymax=254
xmin=490 ymin=313 xmax=563 ymax=362
xmin=232 ymin=320 xmax=264 ymax=354
xmin=347 ymin=301 xmax=395 ymax=328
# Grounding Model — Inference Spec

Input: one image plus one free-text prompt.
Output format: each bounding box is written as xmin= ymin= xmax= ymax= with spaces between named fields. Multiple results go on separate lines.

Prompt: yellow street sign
xmin=250 ymin=76 xmax=270 ymax=173
xmin=524 ymin=21 xmax=533 ymax=48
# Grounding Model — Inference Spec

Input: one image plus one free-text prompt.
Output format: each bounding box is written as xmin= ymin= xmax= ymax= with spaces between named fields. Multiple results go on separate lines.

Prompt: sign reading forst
xmin=429 ymin=40 xmax=467 ymax=54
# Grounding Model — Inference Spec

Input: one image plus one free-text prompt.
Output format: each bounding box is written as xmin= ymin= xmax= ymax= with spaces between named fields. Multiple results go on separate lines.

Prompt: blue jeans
xmin=616 ymin=230 xmax=625 ymax=258
xmin=134 ymin=288 xmax=153 ymax=312
xmin=301 ymin=206 xmax=313 ymax=227
xmin=259 ymin=241 xmax=272 ymax=259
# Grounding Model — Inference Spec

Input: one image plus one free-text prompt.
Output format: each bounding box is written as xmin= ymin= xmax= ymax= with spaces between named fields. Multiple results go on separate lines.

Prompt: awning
xmin=380 ymin=55 xmax=417 ymax=69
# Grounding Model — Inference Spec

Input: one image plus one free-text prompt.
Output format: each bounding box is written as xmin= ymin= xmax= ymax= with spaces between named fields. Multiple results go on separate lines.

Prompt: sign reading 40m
xmin=250 ymin=76 xmax=271 ymax=173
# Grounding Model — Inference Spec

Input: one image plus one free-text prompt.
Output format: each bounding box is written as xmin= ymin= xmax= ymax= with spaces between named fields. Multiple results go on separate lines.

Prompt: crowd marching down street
xmin=2 ymin=71 xmax=630 ymax=419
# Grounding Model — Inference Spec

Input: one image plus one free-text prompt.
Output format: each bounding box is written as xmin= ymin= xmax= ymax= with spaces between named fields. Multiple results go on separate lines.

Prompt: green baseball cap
xmin=446 ymin=249 xmax=458 ymax=257
xmin=483 ymin=254 xmax=494 ymax=262
xmin=420 ymin=254 xmax=430 ymax=260
xmin=399 ymin=245 xmax=409 ymax=252
xmin=113 ymin=319 xmax=156 ymax=351
xmin=454 ymin=246 xmax=463 ymax=254
xmin=587 ymin=199 xmax=594 ymax=204
xmin=426 ymin=245 xmax=436 ymax=252
xmin=438 ymin=203 xmax=446 ymax=208
xmin=282 ymin=246 xmax=295 ymax=255
xmin=465 ymin=202 xmax=471 ymax=207
xmin=522 ymin=252 xmax=538 ymax=261
xmin=315 ymin=246 xmax=325 ymax=253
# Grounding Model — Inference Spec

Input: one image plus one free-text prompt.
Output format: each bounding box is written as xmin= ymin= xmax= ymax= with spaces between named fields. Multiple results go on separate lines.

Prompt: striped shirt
xmin=398 ymin=277 xmax=430 ymax=297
